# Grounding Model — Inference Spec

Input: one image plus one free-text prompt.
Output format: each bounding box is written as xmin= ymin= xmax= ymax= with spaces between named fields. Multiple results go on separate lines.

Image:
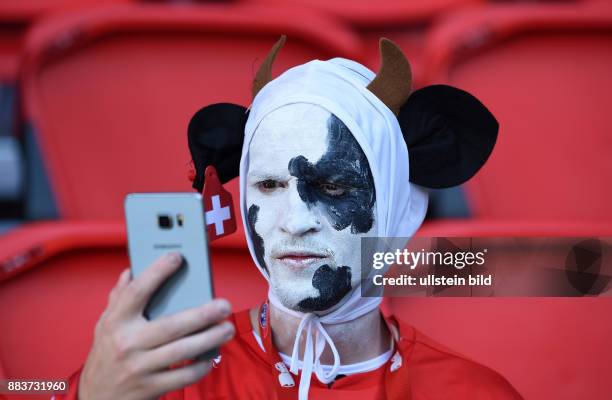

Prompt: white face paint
xmin=245 ymin=103 xmax=377 ymax=313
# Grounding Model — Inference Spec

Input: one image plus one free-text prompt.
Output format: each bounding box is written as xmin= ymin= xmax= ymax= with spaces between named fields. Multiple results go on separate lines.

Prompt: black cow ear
xmin=398 ymin=85 xmax=498 ymax=189
xmin=187 ymin=103 xmax=248 ymax=191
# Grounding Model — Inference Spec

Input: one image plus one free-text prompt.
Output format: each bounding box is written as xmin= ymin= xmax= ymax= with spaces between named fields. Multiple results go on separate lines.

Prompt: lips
xmin=273 ymin=250 xmax=329 ymax=269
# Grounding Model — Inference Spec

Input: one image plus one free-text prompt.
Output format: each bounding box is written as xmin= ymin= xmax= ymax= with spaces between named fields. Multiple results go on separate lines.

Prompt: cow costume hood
xmin=188 ymin=36 xmax=498 ymax=400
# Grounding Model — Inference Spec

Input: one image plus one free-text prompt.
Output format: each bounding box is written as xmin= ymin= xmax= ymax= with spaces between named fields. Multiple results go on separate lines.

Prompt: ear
xmin=187 ymin=103 xmax=248 ymax=191
xmin=398 ymin=85 xmax=498 ymax=189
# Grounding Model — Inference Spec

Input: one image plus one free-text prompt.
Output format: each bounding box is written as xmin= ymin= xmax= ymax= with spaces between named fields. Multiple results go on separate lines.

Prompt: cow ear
xmin=398 ymin=85 xmax=498 ymax=189
xmin=188 ymin=103 xmax=248 ymax=191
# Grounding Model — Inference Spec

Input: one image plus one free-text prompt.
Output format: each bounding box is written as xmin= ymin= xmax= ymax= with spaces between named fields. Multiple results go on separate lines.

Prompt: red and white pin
xmin=202 ymin=166 xmax=237 ymax=241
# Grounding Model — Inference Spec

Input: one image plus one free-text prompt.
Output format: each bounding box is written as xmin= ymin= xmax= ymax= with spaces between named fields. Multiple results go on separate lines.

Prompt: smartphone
xmin=125 ymin=193 xmax=217 ymax=359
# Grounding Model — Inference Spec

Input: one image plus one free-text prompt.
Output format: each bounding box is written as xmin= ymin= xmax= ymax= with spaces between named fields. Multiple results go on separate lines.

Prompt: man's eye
xmin=257 ymin=179 xmax=282 ymax=192
xmin=319 ymin=182 xmax=347 ymax=197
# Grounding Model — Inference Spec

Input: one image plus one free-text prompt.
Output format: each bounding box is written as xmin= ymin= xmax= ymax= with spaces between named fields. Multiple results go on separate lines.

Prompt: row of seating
xmin=4 ymin=2 xmax=611 ymax=222
xmin=0 ymin=0 xmax=471 ymax=222
xmin=1 ymin=0 xmax=607 ymax=83
xmin=2 ymin=220 xmax=612 ymax=399
xmin=0 ymin=0 xmax=501 ymax=86
xmin=1 ymin=3 xmax=612 ymax=400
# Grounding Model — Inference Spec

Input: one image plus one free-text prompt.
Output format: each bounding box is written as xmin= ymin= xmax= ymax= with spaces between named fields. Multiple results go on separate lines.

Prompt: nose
xmin=280 ymin=182 xmax=322 ymax=236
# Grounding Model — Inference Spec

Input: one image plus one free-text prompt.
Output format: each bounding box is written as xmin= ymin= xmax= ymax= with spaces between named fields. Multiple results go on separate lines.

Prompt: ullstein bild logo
xmin=360 ymin=237 xmax=612 ymax=297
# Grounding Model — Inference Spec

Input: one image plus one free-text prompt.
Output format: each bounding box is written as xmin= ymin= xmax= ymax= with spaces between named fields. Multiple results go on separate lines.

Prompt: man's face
xmin=245 ymin=104 xmax=377 ymax=313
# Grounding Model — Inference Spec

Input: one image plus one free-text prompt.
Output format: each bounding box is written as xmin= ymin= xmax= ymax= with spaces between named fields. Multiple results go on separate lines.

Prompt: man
xmin=62 ymin=37 xmax=521 ymax=399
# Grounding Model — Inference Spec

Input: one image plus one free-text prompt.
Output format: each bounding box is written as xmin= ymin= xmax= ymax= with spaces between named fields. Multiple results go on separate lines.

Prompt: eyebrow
xmin=321 ymin=172 xmax=369 ymax=189
xmin=247 ymin=171 xmax=289 ymax=181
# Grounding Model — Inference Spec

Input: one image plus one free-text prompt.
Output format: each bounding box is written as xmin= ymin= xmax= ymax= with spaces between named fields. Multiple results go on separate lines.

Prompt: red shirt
xmin=59 ymin=308 xmax=522 ymax=399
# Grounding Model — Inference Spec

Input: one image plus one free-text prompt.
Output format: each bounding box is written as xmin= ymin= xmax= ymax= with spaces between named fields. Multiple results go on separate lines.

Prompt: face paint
xmin=297 ymin=265 xmax=352 ymax=311
xmin=245 ymin=104 xmax=377 ymax=312
xmin=288 ymin=115 xmax=375 ymax=234
xmin=247 ymin=204 xmax=267 ymax=273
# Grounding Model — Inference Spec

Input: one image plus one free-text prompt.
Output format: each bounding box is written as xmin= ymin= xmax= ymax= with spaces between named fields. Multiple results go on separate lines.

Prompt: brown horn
xmin=366 ymin=38 xmax=412 ymax=116
xmin=252 ymin=35 xmax=286 ymax=99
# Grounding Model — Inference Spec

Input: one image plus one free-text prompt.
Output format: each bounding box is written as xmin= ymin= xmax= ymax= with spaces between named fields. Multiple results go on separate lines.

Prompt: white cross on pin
xmin=206 ymin=195 xmax=230 ymax=236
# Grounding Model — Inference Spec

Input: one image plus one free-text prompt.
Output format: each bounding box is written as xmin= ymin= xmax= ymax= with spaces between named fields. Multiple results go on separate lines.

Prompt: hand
xmin=78 ymin=253 xmax=234 ymax=400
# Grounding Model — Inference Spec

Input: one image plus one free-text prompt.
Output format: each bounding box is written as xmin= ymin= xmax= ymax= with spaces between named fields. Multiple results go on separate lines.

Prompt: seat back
xmin=20 ymin=4 xmax=362 ymax=220
xmin=390 ymin=297 xmax=612 ymax=399
xmin=423 ymin=5 xmax=612 ymax=220
xmin=0 ymin=0 xmax=134 ymax=81
xmin=388 ymin=220 xmax=612 ymax=399
xmin=240 ymin=0 xmax=484 ymax=27
xmin=0 ymin=222 xmax=265 ymax=379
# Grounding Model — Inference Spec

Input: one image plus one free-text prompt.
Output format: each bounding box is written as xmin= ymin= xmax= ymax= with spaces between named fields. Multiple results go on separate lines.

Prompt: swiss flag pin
xmin=202 ymin=165 xmax=237 ymax=241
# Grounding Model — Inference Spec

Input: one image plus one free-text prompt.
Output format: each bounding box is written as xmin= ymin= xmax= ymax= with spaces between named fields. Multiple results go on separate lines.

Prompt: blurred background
xmin=0 ymin=0 xmax=611 ymax=399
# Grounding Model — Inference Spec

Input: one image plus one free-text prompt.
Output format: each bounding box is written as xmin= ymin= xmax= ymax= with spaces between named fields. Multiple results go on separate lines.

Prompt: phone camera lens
xmin=158 ymin=215 xmax=173 ymax=229
xmin=177 ymin=214 xmax=184 ymax=227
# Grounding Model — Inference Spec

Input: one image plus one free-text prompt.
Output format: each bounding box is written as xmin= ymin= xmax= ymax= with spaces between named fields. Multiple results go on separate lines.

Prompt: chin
xmin=279 ymin=297 xmax=342 ymax=314
xmin=294 ymin=299 xmax=343 ymax=314
xmin=270 ymin=279 xmax=316 ymax=306
xmin=268 ymin=261 xmax=356 ymax=313
xmin=272 ymin=284 xmax=353 ymax=314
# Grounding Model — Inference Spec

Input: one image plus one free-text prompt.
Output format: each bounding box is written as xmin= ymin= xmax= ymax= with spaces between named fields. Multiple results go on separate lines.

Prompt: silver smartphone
xmin=124 ymin=193 xmax=214 ymax=321
xmin=125 ymin=193 xmax=218 ymax=360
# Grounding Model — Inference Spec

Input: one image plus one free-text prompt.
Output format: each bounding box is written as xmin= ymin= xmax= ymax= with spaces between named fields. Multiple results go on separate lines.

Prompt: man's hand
xmin=78 ymin=253 xmax=235 ymax=400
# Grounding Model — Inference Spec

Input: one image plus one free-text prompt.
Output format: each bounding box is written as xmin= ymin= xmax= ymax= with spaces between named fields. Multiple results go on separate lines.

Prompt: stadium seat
xmin=0 ymin=0 xmax=137 ymax=228
xmin=237 ymin=0 xmax=484 ymax=88
xmin=390 ymin=297 xmax=612 ymax=399
xmin=0 ymin=0 xmax=135 ymax=101
xmin=19 ymin=4 xmax=363 ymax=220
xmin=239 ymin=0 xmax=484 ymax=28
xmin=421 ymin=4 xmax=612 ymax=220
xmin=389 ymin=219 xmax=612 ymax=400
xmin=4 ymin=4 xmax=611 ymax=400
xmin=0 ymin=19 xmax=23 ymax=84
xmin=1 ymin=219 xmax=610 ymax=400
xmin=0 ymin=221 xmax=266 ymax=380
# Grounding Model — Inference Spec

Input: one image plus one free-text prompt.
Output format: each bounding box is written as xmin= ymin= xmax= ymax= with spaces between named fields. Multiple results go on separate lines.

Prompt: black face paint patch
xmin=288 ymin=114 xmax=375 ymax=234
xmin=247 ymin=204 xmax=268 ymax=273
xmin=297 ymin=265 xmax=352 ymax=312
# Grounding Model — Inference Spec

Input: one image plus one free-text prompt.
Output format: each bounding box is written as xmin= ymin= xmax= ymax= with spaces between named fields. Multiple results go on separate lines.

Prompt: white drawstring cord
xmin=288 ymin=313 xmax=341 ymax=400
xmin=269 ymin=288 xmax=380 ymax=400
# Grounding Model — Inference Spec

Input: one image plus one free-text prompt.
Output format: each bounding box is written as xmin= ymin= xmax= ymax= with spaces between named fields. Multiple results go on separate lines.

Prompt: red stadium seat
xmin=389 ymin=297 xmax=612 ymax=399
xmin=0 ymin=0 xmax=133 ymax=82
xmin=6 ymin=5 xmax=612 ymax=400
xmin=0 ymin=221 xmax=266 ymax=380
xmin=239 ymin=0 xmax=484 ymax=28
xmin=2 ymin=219 xmax=611 ymax=400
xmin=422 ymin=4 xmax=612 ymax=220
xmin=19 ymin=4 xmax=363 ymax=220
xmin=0 ymin=0 xmax=134 ymax=20
xmin=391 ymin=220 xmax=612 ymax=400
xmin=237 ymin=0 xmax=484 ymax=85
xmin=0 ymin=20 xmax=23 ymax=83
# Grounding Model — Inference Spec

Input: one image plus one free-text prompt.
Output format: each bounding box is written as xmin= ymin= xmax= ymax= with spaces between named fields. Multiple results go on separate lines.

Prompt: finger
xmin=116 ymin=268 xmax=132 ymax=289
xmin=108 ymin=268 xmax=132 ymax=305
xmin=139 ymin=299 xmax=232 ymax=349
xmin=147 ymin=359 xmax=212 ymax=395
xmin=117 ymin=253 xmax=183 ymax=317
xmin=141 ymin=321 xmax=234 ymax=371
xmin=98 ymin=269 xmax=130 ymax=334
